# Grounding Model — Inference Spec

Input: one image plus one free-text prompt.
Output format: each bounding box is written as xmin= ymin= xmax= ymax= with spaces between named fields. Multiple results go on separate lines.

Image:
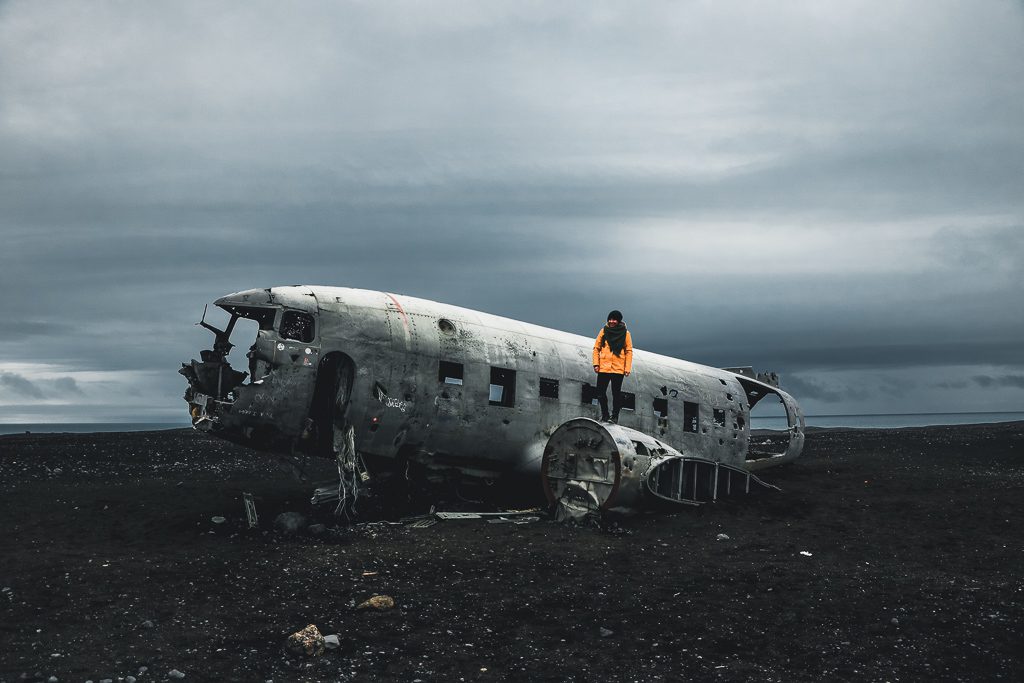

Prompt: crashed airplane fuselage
xmin=180 ymin=286 xmax=805 ymax=515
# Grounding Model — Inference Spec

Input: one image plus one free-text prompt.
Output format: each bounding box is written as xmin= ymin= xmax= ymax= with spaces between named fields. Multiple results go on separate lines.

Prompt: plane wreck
xmin=180 ymin=286 xmax=804 ymax=520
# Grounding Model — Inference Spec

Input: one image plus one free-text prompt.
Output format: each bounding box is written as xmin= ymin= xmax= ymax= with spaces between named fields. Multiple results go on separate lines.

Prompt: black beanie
xmin=607 ymin=310 xmax=623 ymax=322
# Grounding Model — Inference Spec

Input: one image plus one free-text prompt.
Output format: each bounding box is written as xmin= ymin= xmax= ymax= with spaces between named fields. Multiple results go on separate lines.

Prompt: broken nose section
xmin=179 ymin=350 xmax=248 ymax=431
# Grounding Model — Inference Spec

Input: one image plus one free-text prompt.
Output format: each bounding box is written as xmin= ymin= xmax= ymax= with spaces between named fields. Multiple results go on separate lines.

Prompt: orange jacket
xmin=593 ymin=329 xmax=633 ymax=375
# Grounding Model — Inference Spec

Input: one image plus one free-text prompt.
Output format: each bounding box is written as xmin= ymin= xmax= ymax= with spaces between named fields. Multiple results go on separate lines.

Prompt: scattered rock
xmin=799 ymin=551 xmax=813 ymax=557
xmin=357 ymin=595 xmax=395 ymax=610
xmin=126 ymin=677 xmax=137 ymax=683
xmin=286 ymin=624 xmax=326 ymax=657
xmin=210 ymin=516 xmax=227 ymax=524
xmin=168 ymin=669 xmax=185 ymax=679
xmin=890 ymin=617 xmax=899 ymax=626
xmin=599 ymin=627 xmax=614 ymax=638
xmin=324 ymin=634 xmax=340 ymax=649
xmin=273 ymin=512 xmax=308 ymax=535
xmin=138 ymin=667 xmax=148 ymax=675
xmin=141 ymin=620 xmax=154 ymax=629
xmin=48 ymin=677 xmax=58 ymax=683
xmin=716 ymin=533 xmax=730 ymax=541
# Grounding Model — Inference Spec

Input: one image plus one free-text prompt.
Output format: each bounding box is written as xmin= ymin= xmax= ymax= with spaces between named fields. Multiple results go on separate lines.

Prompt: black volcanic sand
xmin=1 ymin=423 xmax=1022 ymax=682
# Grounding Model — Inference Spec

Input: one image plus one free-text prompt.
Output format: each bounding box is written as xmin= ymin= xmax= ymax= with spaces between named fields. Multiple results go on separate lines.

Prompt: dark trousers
xmin=596 ymin=372 xmax=624 ymax=420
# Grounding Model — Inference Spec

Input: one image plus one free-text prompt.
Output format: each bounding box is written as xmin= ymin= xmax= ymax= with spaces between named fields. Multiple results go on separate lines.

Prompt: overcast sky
xmin=1 ymin=0 xmax=1022 ymax=423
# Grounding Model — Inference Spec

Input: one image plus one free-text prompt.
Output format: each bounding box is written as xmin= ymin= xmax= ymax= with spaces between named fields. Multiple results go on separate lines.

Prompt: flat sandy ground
xmin=1 ymin=422 xmax=1022 ymax=682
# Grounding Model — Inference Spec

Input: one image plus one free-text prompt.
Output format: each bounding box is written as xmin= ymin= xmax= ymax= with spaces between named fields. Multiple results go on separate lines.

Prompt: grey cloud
xmin=780 ymin=375 xmax=847 ymax=404
xmin=0 ymin=372 xmax=45 ymax=399
xmin=973 ymin=375 xmax=1024 ymax=390
xmin=51 ymin=377 xmax=84 ymax=396
xmin=0 ymin=321 xmax=73 ymax=342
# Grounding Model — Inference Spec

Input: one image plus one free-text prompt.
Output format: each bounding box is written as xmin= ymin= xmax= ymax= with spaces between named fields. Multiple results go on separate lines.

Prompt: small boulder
xmin=324 ymin=634 xmax=340 ymax=649
xmin=169 ymin=671 xmax=185 ymax=680
xmin=274 ymin=512 xmax=308 ymax=535
xmin=286 ymin=624 xmax=325 ymax=657
xmin=357 ymin=595 xmax=395 ymax=610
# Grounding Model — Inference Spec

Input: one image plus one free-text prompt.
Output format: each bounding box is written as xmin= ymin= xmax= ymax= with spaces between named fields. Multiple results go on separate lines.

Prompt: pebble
xmin=48 ymin=677 xmax=58 ymax=683
xmin=599 ymin=627 xmax=614 ymax=638
xmin=324 ymin=634 xmax=340 ymax=649
xmin=126 ymin=677 xmax=137 ymax=683
xmin=890 ymin=617 xmax=899 ymax=626
xmin=169 ymin=669 xmax=186 ymax=679
xmin=142 ymin=620 xmax=155 ymax=628
xmin=211 ymin=516 xmax=227 ymax=524
xmin=138 ymin=666 xmax=148 ymax=674
xmin=716 ymin=533 xmax=730 ymax=541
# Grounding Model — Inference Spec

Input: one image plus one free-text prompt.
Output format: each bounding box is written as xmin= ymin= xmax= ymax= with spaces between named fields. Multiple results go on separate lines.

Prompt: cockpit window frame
xmin=220 ymin=305 xmax=278 ymax=331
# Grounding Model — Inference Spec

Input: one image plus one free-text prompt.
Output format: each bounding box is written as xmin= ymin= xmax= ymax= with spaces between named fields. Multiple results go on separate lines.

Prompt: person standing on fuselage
xmin=592 ymin=310 xmax=633 ymax=424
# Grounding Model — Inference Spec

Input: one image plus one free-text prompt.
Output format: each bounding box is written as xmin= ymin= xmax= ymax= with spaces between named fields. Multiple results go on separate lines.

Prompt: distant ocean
xmin=752 ymin=411 xmax=1024 ymax=431
xmin=1 ymin=413 xmax=1022 ymax=436
xmin=0 ymin=422 xmax=191 ymax=436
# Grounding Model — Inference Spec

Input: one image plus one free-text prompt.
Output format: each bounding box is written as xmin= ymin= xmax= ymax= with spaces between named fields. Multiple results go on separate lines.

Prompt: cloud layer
xmin=1 ymin=1 xmax=1022 ymax=421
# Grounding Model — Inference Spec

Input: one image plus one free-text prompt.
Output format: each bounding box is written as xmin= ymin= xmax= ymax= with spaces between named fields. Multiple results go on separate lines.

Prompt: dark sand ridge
xmin=1 ymin=423 xmax=1021 ymax=682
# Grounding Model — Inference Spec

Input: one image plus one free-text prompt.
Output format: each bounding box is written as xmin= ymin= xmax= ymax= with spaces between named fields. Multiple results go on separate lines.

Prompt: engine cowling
xmin=541 ymin=418 xmax=683 ymax=521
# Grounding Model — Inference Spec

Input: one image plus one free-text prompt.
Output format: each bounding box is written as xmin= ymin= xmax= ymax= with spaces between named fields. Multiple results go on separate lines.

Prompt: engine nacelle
xmin=541 ymin=418 xmax=683 ymax=521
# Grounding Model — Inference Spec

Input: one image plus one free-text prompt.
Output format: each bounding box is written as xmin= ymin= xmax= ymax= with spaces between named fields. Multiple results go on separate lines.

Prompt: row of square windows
xmin=436 ymin=360 xmax=730 ymax=432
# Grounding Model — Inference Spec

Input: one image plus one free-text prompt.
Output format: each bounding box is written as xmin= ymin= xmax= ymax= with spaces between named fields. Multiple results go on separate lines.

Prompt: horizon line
xmin=2 ymin=409 xmax=1024 ymax=426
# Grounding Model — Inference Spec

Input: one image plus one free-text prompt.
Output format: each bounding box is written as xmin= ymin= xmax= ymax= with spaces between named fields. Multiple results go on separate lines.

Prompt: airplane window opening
xmin=683 ymin=401 xmax=699 ymax=433
xmin=438 ymin=361 xmax=464 ymax=385
xmin=581 ymin=383 xmax=601 ymax=406
xmin=746 ymin=393 xmax=790 ymax=460
xmin=374 ymin=382 xmax=388 ymax=400
xmin=719 ymin=379 xmax=727 ymax=385
xmin=653 ymin=398 xmax=668 ymax=417
xmin=632 ymin=441 xmax=649 ymax=456
xmin=280 ymin=311 xmax=315 ymax=343
xmin=621 ymin=392 xmax=636 ymax=411
xmin=438 ymin=318 xmax=456 ymax=335
xmin=714 ymin=409 xmax=726 ymax=427
xmin=727 ymin=393 xmax=733 ymax=401
xmin=540 ymin=377 xmax=559 ymax=399
xmin=224 ymin=305 xmax=276 ymax=331
xmin=489 ymin=367 xmax=516 ymax=407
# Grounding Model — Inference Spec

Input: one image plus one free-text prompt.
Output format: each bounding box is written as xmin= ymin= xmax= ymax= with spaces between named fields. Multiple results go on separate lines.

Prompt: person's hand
xmin=624 ymin=372 xmax=630 ymax=377
xmin=593 ymin=365 xmax=599 ymax=373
